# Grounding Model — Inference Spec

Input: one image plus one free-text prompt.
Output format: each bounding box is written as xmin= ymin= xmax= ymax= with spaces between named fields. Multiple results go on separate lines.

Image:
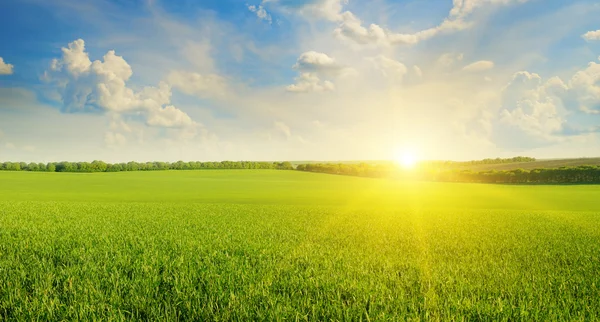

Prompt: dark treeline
xmin=296 ymin=162 xmax=396 ymax=177
xmin=296 ymin=163 xmax=600 ymax=184
xmin=0 ymin=161 xmax=294 ymax=172
xmin=422 ymin=156 xmax=536 ymax=168
xmin=425 ymin=166 xmax=600 ymax=184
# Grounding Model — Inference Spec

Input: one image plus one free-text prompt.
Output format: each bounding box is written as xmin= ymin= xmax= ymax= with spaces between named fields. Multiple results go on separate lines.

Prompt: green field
xmin=1 ymin=171 xmax=599 ymax=321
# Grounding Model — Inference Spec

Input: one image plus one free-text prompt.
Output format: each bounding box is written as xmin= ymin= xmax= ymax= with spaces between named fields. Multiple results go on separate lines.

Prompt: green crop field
xmin=1 ymin=170 xmax=599 ymax=321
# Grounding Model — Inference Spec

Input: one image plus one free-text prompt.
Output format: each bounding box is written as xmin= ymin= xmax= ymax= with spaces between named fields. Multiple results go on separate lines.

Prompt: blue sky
xmin=1 ymin=0 xmax=600 ymax=162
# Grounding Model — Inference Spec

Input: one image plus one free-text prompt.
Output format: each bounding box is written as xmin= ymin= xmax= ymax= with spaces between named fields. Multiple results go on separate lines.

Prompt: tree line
xmin=0 ymin=161 xmax=294 ymax=172
xmin=4 ymin=158 xmax=599 ymax=184
xmin=296 ymin=162 xmax=600 ymax=184
xmin=424 ymin=167 xmax=600 ymax=184
xmin=421 ymin=156 xmax=536 ymax=168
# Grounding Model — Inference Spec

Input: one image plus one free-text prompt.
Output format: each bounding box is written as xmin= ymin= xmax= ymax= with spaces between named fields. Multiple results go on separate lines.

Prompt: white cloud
xmin=286 ymin=0 xmax=348 ymax=21
xmin=499 ymin=72 xmax=565 ymax=140
xmin=248 ymin=4 xmax=272 ymax=24
xmin=287 ymin=51 xmax=351 ymax=93
xmin=44 ymin=39 xmax=196 ymax=129
xmin=293 ymin=51 xmax=344 ymax=74
xmin=333 ymin=0 xmax=530 ymax=46
xmin=146 ymin=105 xmax=195 ymax=128
xmin=286 ymin=73 xmax=335 ymax=93
xmin=167 ymin=70 xmax=228 ymax=98
xmin=568 ymin=56 xmax=600 ymax=113
xmin=463 ymin=60 xmax=495 ymax=72
xmin=582 ymin=29 xmax=600 ymax=41
xmin=496 ymin=57 xmax=600 ymax=144
xmin=0 ymin=57 xmax=14 ymax=75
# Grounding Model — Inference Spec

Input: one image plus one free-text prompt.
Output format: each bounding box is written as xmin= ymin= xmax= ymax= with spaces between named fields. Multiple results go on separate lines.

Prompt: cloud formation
xmin=287 ymin=51 xmax=351 ymax=93
xmin=496 ymin=56 xmax=600 ymax=145
xmin=2 ymin=0 xmax=600 ymax=161
xmin=44 ymin=39 xmax=196 ymax=128
xmin=286 ymin=73 xmax=335 ymax=93
xmin=248 ymin=4 xmax=272 ymax=24
xmin=582 ymin=29 xmax=600 ymax=41
xmin=167 ymin=71 xmax=228 ymax=99
xmin=330 ymin=0 xmax=530 ymax=46
xmin=463 ymin=60 xmax=495 ymax=72
xmin=0 ymin=57 xmax=14 ymax=75
xmin=292 ymin=51 xmax=345 ymax=74
xmin=499 ymin=71 xmax=565 ymax=141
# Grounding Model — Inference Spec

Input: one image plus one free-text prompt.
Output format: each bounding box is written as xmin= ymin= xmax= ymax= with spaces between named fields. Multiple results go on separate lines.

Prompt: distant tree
xmin=27 ymin=162 xmax=39 ymax=171
xmin=91 ymin=160 xmax=108 ymax=172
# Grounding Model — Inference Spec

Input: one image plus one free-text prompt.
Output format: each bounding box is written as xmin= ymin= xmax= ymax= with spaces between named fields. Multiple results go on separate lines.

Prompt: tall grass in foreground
xmin=1 ymin=171 xmax=599 ymax=320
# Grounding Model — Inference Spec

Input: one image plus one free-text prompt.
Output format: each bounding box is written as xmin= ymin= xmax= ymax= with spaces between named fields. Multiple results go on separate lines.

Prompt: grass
xmin=1 ymin=170 xmax=599 ymax=320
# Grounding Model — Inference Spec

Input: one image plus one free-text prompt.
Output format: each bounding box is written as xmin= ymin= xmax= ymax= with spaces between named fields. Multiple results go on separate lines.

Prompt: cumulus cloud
xmin=499 ymin=71 xmax=565 ymax=141
xmin=44 ymin=39 xmax=196 ymax=129
xmin=286 ymin=73 xmax=335 ymax=93
xmin=248 ymin=4 xmax=272 ymax=24
xmin=496 ymin=57 xmax=600 ymax=145
xmin=568 ymin=56 xmax=600 ymax=113
xmin=0 ymin=57 xmax=14 ymax=75
xmin=582 ymin=30 xmax=600 ymax=41
xmin=293 ymin=51 xmax=345 ymax=74
xmin=146 ymin=105 xmax=195 ymax=128
xmin=463 ymin=60 xmax=495 ymax=72
xmin=287 ymin=51 xmax=352 ymax=93
xmin=167 ymin=70 xmax=228 ymax=98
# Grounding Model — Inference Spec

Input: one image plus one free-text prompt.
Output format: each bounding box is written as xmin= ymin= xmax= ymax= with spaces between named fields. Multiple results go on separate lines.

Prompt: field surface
xmin=1 ymin=170 xmax=600 ymax=321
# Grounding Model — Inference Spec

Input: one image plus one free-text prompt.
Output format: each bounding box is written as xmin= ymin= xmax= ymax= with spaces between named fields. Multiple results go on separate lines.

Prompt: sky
xmin=0 ymin=0 xmax=600 ymax=162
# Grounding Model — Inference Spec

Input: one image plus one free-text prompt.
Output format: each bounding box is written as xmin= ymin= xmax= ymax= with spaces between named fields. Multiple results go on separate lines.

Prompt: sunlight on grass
xmin=1 ymin=171 xmax=600 ymax=320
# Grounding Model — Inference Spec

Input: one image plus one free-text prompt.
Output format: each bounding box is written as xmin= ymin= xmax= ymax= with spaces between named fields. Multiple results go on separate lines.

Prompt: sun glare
xmin=395 ymin=150 xmax=419 ymax=169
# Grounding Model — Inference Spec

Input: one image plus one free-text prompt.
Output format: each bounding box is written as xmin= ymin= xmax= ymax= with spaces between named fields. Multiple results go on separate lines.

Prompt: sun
xmin=395 ymin=150 xmax=419 ymax=169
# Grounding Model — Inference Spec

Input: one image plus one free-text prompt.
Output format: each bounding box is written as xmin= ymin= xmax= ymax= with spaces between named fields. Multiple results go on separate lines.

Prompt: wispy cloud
xmin=247 ymin=4 xmax=272 ymax=24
